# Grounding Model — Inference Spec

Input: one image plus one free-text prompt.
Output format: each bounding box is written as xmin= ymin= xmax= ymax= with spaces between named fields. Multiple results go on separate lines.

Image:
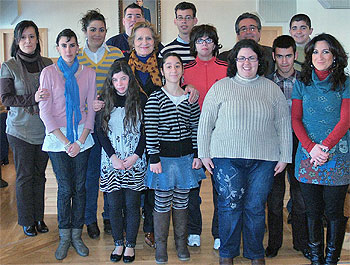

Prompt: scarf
xmin=16 ymin=49 xmax=47 ymax=114
xmin=57 ymin=56 xmax=81 ymax=143
xmin=315 ymin=68 xmax=331 ymax=81
xmin=128 ymin=50 xmax=162 ymax=87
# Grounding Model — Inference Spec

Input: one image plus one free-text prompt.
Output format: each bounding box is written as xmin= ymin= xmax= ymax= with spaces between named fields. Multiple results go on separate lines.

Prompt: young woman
xmin=144 ymin=52 xmax=206 ymax=264
xmin=95 ymin=60 xmax=148 ymax=263
xmin=197 ymin=39 xmax=292 ymax=265
xmin=183 ymin=24 xmax=227 ymax=249
xmin=0 ymin=20 xmax=52 ymax=236
xmin=78 ymin=9 xmax=124 ymax=238
xmin=39 ymin=29 xmax=96 ymax=260
xmin=291 ymin=33 xmax=349 ymax=265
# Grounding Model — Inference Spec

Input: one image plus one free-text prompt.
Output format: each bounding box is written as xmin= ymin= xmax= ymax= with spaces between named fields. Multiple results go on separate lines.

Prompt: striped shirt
xmin=78 ymin=45 xmax=124 ymax=94
xmin=144 ymin=88 xmax=201 ymax=163
xmin=158 ymin=37 xmax=194 ymax=65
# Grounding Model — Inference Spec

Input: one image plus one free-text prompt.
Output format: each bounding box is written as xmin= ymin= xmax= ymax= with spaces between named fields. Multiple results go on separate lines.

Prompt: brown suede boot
xmin=154 ymin=211 xmax=171 ymax=264
xmin=172 ymin=208 xmax=190 ymax=261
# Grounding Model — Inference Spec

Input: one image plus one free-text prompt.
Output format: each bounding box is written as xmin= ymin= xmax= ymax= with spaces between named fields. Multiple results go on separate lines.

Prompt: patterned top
xmin=77 ymin=46 xmax=124 ymax=94
xmin=158 ymin=37 xmax=195 ymax=65
xmin=292 ymin=72 xmax=350 ymax=185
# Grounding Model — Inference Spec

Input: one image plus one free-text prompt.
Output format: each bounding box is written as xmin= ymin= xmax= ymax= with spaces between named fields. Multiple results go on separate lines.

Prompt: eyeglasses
xmin=176 ymin=16 xmax=193 ymax=21
xmin=236 ymin=56 xmax=258 ymax=62
xmin=195 ymin=38 xmax=214 ymax=44
xmin=239 ymin=25 xmax=258 ymax=33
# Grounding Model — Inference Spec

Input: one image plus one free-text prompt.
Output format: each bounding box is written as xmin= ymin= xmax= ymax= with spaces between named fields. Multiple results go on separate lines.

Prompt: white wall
xmin=0 ymin=0 xmax=349 ymax=70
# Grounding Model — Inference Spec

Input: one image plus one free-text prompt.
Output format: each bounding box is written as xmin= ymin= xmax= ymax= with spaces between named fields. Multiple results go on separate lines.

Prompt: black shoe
xmin=0 ymin=178 xmax=8 ymax=188
xmin=110 ymin=247 xmax=124 ymax=262
xmin=293 ymin=246 xmax=312 ymax=260
xmin=104 ymin=219 xmax=112 ymax=235
xmin=87 ymin=222 xmax=100 ymax=239
xmin=23 ymin=225 xmax=37 ymax=237
xmin=123 ymin=254 xmax=135 ymax=263
xmin=35 ymin=221 xmax=49 ymax=233
xmin=265 ymin=246 xmax=279 ymax=258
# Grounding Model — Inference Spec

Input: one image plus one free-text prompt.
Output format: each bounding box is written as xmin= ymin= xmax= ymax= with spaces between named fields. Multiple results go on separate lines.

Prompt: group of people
xmin=0 ymin=1 xmax=348 ymax=265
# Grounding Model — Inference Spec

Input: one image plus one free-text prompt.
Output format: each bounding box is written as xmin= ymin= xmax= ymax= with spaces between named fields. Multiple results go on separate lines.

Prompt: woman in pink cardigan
xmin=39 ymin=29 xmax=96 ymax=261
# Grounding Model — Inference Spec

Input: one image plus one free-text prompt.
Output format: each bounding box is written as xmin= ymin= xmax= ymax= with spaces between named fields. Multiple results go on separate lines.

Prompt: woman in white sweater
xmin=197 ymin=39 xmax=292 ymax=265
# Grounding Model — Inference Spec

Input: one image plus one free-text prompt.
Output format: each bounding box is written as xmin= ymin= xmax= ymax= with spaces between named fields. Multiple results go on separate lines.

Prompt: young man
xmin=265 ymin=35 xmax=310 ymax=261
xmin=218 ymin=12 xmax=275 ymax=76
xmin=106 ymin=3 xmax=145 ymax=54
xmin=158 ymin=2 xmax=198 ymax=64
xmin=289 ymin=14 xmax=313 ymax=71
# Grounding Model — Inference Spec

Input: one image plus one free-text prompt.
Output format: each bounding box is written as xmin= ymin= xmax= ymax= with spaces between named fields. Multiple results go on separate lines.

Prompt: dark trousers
xmin=1 ymin=113 xmax=9 ymax=164
xmin=49 ymin=149 xmax=91 ymax=229
xmin=107 ymin=188 xmax=141 ymax=248
xmin=7 ymin=134 xmax=48 ymax=226
xmin=267 ymin=133 xmax=308 ymax=250
xmin=187 ymin=183 xmax=202 ymax=235
xmin=300 ymin=183 xmax=348 ymax=221
xmin=85 ymin=133 xmax=110 ymax=225
xmin=143 ymin=189 xmax=154 ymax=233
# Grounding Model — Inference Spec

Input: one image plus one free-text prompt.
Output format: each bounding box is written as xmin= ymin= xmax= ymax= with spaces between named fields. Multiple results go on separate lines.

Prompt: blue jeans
xmin=49 ymin=149 xmax=91 ymax=229
xmin=84 ymin=134 xmax=110 ymax=225
xmin=107 ymin=188 xmax=141 ymax=248
xmin=212 ymin=158 xmax=276 ymax=260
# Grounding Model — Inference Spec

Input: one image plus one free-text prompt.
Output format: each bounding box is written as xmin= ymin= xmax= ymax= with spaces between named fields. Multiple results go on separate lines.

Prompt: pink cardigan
xmin=39 ymin=63 xmax=96 ymax=133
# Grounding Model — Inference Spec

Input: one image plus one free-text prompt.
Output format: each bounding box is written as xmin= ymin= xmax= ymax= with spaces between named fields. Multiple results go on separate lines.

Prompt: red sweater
xmin=183 ymin=57 xmax=227 ymax=109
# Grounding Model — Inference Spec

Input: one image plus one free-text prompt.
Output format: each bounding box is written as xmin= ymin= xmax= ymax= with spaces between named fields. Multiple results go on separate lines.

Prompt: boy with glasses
xmin=159 ymin=1 xmax=198 ymax=65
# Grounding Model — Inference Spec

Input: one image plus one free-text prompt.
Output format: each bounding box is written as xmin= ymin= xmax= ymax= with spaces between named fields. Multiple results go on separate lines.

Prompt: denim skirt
xmin=145 ymin=154 xmax=206 ymax=191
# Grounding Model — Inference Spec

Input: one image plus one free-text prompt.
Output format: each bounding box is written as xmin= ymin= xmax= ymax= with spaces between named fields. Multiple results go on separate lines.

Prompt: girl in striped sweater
xmin=144 ymin=53 xmax=206 ymax=264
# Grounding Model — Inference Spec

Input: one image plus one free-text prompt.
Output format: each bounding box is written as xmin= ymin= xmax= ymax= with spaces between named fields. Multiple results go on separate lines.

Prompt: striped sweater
xmin=144 ymin=88 xmax=201 ymax=163
xmin=77 ymin=46 xmax=124 ymax=94
xmin=197 ymin=75 xmax=292 ymax=163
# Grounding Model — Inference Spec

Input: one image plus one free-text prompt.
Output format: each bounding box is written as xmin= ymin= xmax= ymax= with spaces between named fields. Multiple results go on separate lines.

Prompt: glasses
xmin=195 ymin=38 xmax=214 ymax=45
xmin=236 ymin=56 xmax=258 ymax=62
xmin=176 ymin=16 xmax=193 ymax=21
xmin=239 ymin=25 xmax=258 ymax=33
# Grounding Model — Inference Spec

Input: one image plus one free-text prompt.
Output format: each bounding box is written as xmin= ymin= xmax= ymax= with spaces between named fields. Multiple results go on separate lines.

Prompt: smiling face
xmin=112 ymin=71 xmax=130 ymax=96
xmin=18 ymin=26 xmax=38 ymax=54
xmin=195 ymin=36 xmax=215 ymax=61
xmin=312 ymin=40 xmax=333 ymax=71
xmin=123 ymin=8 xmax=145 ymax=36
xmin=237 ymin=18 xmax=261 ymax=43
xmin=56 ymin=36 xmax=79 ymax=66
xmin=161 ymin=55 xmax=183 ymax=84
xmin=289 ymin=20 xmax=313 ymax=45
xmin=133 ymin=27 xmax=155 ymax=57
xmin=174 ymin=9 xmax=197 ymax=38
xmin=85 ymin=20 xmax=106 ymax=52
xmin=273 ymin=47 xmax=297 ymax=78
xmin=236 ymin=47 xmax=259 ymax=79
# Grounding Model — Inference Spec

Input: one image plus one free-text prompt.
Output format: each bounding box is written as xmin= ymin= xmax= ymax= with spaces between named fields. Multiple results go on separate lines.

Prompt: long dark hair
xmin=11 ymin=20 xmax=41 ymax=57
xmin=100 ymin=60 xmax=143 ymax=133
xmin=301 ymin=33 xmax=348 ymax=91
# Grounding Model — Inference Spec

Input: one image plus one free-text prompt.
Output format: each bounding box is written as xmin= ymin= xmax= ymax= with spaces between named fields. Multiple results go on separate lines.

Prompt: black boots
xmin=154 ymin=211 xmax=171 ymax=264
xmin=307 ymin=218 xmax=325 ymax=265
xmin=324 ymin=217 xmax=348 ymax=265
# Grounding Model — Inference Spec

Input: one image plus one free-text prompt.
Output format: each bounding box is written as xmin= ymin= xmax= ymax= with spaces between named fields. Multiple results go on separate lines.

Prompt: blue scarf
xmin=57 ymin=56 xmax=81 ymax=143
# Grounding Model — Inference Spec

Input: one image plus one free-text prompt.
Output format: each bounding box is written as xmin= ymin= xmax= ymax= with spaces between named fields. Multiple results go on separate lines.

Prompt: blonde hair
xmin=128 ymin=21 xmax=160 ymax=53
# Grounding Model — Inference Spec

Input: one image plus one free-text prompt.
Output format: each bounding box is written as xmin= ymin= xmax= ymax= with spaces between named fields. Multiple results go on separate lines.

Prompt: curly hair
xmin=80 ymin=9 xmax=106 ymax=32
xmin=100 ymin=60 xmax=143 ymax=134
xmin=189 ymin=24 xmax=222 ymax=57
xmin=227 ymin=39 xmax=265 ymax=78
xmin=128 ymin=21 xmax=160 ymax=53
xmin=301 ymin=33 xmax=348 ymax=91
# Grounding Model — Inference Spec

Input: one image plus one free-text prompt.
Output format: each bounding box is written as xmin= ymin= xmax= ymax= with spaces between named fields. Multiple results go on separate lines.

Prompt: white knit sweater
xmin=197 ymin=75 xmax=292 ymax=163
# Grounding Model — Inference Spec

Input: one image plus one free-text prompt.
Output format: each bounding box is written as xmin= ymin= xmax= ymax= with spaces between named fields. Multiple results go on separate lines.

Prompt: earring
xmin=311 ymin=64 xmax=314 ymax=68
xmin=332 ymin=58 xmax=336 ymax=68
xmin=161 ymin=76 xmax=165 ymax=86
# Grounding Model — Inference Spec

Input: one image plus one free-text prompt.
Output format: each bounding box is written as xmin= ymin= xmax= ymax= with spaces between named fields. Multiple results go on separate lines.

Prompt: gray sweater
xmin=197 ymin=75 xmax=292 ymax=163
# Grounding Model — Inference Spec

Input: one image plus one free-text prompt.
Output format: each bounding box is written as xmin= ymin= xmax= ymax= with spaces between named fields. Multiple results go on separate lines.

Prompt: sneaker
xmin=187 ymin=234 xmax=200 ymax=247
xmin=213 ymin=238 xmax=220 ymax=250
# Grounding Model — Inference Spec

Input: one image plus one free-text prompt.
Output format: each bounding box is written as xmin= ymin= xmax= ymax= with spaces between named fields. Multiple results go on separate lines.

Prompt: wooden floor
xmin=1 ymin=156 xmax=349 ymax=265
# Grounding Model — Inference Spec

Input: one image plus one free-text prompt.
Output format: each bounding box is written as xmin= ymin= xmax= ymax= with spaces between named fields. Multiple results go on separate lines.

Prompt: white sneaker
xmin=213 ymin=238 xmax=220 ymax=250
xmin=187 ymin=234 xmax=200 ymax=247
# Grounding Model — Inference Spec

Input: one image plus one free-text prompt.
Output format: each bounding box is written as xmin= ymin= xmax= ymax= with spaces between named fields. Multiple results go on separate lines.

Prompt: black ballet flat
xmin=23 ymin=225 xmax=37 ymax=237
xmin=35 ymin=221 xmax=49 ymax=233
xmin=110 ymin=247 xmax=124 ymax=262
xmin=123 ymin=254 xmax=135 ymax=263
